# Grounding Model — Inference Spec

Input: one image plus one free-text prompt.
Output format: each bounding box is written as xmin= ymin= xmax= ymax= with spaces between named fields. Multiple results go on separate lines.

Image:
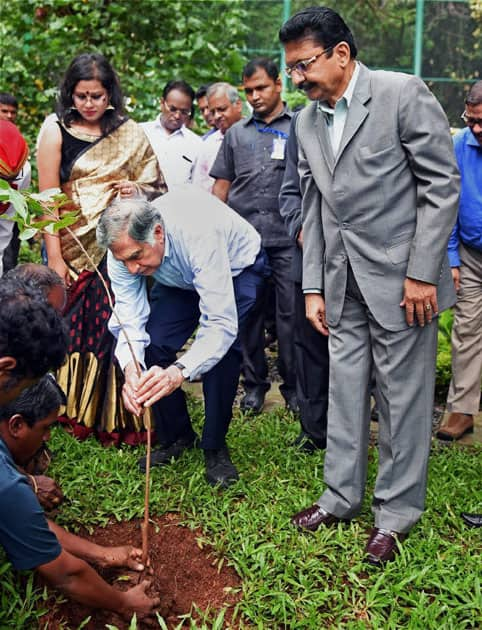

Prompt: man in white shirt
xmin=192 ymin=82 xmax=243 ymax=192
xmin=142 ymin=80 xmax=201 ymax=189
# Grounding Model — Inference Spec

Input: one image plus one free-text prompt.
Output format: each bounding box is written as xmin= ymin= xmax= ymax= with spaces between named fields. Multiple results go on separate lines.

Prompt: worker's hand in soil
xmin=100 ymin=545 xmax=152 ymax=573
xmin=33 ymin=475 xmax=64 ymax=511
xmin=120 ymin=579 xmax=160 ymax=619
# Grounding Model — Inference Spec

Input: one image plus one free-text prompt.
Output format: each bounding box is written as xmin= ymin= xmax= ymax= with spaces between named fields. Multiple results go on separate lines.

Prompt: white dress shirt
xmin=107 ymin=185 xmax=261 ymax=379
xmin=191 ymin=129 xmax=224 ymax=192
xmin=141 ymin=116 xmax=201 ymax=188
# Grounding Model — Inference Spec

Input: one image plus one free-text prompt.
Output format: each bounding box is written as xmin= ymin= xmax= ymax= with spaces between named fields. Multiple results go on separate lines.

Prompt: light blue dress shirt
xmin=317 ymin=62 xmax=360 ymax=156
xmin=107 ymin=185 xmax=261 ymax=379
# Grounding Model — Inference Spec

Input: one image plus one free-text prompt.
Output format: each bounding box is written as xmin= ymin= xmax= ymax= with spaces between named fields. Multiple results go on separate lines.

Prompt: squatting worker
xmin=0 ymin=376 xmax=159 ymax=619
xmin=97 ymin=185 xmax=268 ymax=489
xmin=279 ymin=6 xmax=459 ymax=565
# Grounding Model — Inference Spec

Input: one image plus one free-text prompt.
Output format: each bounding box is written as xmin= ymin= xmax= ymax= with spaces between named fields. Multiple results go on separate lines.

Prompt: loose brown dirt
xmin=39 ymin=514 xmax=242 ymax=629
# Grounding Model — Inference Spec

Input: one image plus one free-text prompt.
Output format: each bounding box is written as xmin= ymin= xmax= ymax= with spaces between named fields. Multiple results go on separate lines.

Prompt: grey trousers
xmin=446 ymin=243 xmax=482 ymax=415
xmin=317 ymin=269 xmax=438 ymax=533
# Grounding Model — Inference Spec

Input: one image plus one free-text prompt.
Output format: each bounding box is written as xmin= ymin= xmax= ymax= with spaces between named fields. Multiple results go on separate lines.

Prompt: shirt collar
xmin=0 ymin=437 xmax=13 ymax=463
xmin=318 ymin=61 xmax=360 ymax=114
xmin=467 ymin=128 xmax=482 ymax=149
xmin=155 ymin=115 xmax=188 ymax=137
xmin=162 ymin=224 xmax=170 ymax=262
xmin=244 ymin=102 xmax=292 ymax=127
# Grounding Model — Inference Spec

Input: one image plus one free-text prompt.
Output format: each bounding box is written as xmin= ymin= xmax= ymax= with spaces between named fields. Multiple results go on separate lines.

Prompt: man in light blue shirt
xmin=97 ymin=185 xmax=268 ymax=488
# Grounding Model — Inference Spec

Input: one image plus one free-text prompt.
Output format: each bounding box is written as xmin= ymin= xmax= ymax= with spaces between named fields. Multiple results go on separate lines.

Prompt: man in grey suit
xmin=279 ymin=6 xmax=459 ymax=566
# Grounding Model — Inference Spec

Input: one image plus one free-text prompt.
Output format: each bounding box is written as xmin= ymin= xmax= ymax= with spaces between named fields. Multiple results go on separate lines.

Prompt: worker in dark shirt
xmin=211 ymin=57 xmax=297 ymax=414
xmin=0 ymin=376 xmax=159 ymax=620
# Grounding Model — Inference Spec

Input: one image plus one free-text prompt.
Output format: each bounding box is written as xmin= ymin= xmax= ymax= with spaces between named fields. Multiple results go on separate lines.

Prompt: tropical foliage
xmin=1 ymin=0 xmax=249 ymax=145
xmin=1 ymin=0 xmax=480 ymax=149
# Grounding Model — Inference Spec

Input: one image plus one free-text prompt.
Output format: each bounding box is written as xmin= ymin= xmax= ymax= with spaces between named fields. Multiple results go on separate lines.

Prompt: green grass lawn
xmin=1 ymin=396 xmax=481 ymax=629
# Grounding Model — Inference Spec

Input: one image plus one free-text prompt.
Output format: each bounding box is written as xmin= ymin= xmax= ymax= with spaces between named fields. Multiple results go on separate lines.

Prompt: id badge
xmin=271 ymin=136 xmax=286 ymax=160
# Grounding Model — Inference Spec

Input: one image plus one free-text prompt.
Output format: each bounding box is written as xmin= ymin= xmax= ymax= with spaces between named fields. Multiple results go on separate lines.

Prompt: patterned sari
xmin=55 ymin=118 xmax=167 ymax=445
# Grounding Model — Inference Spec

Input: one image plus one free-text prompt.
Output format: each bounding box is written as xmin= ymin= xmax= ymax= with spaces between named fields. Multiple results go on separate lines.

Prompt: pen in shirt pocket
xmin=182 ymin=155 xmax=193 ymax=163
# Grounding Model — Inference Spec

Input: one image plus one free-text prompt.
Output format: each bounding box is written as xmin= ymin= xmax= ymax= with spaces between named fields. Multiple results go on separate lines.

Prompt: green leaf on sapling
xmin=19 ymin=227 xmax=38 ymax=241
xmin=25 ymin=196 xmax=47 ymax=216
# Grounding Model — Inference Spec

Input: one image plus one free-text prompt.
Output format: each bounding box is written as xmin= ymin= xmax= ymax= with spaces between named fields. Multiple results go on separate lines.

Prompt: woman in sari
xmin=37 ymin=53 xmax=166 ymax=446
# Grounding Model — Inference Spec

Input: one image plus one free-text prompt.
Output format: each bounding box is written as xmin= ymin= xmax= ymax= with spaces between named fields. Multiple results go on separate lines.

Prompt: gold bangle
xmin=28 ymin=474 xmax=38 ymax=494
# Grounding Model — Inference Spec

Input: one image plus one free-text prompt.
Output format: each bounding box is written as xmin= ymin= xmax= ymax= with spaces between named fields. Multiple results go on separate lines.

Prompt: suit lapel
xmin=311 ymin=103 xmax=335 ymax=175
xmin=335 ymin=63 xmax=371 ymax=167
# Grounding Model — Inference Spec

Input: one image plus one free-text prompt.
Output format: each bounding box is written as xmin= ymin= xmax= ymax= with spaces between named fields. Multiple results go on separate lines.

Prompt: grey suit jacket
xmin=297 ymin=63 xmax=460 ymax=331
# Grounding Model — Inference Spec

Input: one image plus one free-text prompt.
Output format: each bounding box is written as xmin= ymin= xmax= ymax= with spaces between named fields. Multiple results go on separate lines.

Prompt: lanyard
xmin=253 ymin=119 xmax=289 ymax=140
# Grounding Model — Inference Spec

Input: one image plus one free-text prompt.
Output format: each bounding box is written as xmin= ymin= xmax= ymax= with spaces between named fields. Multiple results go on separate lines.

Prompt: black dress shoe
xmin=293 ymin=431 xmax=326 ymax=453
xmin=291 ymin=504 xmax=344 ymax=531
xmin=240 ymin=389 xmax=265 ymax=414
xmin=138 ymin=434 xmax=198 ymax=472
xmin=365 ymin=527 xmax=406 ymax=566
xmin=461 ymin=513 xmax=482 ymax=528
xmin=283 ymin=391 xmax=300 ymax=414
xmin=204 ymin=446 xmax=239 ymax=489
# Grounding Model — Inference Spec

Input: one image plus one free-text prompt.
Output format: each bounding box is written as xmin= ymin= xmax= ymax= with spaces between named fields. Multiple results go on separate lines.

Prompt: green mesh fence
xmin=241 ymin=0 xmax=481 ymax=127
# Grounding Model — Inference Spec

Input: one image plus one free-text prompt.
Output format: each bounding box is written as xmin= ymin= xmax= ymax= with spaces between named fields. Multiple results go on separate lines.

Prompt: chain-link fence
xmin=242 ymin=0 xmax=481 ymax=127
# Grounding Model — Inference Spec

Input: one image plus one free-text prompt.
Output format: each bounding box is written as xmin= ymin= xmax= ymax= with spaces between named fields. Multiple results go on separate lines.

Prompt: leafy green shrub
xmin=18 ymin=239 xmax=42 ymax=265
xmin=0 ymin=556 xmax=50 ymax=628
xmin=435 ymin=309 xmax=453 ymax=401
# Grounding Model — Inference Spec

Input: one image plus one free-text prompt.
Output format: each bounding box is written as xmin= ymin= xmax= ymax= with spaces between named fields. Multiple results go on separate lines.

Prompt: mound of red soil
xmin=39 ymin=513 xmax=242 ymax=629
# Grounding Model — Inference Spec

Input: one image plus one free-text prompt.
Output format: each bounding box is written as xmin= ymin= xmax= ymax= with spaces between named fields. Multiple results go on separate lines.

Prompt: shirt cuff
xmin=448 ymin=250 xmax=461 ymax=268
xmin=116 ymin=341 xmax=147 ymax=373
xmin=176 ymin=352 xmax=198 ymax=381
xmin=302 ymin=288 xmax=322 ymax=294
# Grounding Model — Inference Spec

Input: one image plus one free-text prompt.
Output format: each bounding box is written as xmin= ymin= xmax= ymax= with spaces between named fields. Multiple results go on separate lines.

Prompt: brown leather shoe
xmin=436 ymin=413 xmax=474 ymax=441
xmin=365 ymin=527 xmax=406 ymax=566
xmin=291 ymin=504 xmax=344 ymax=531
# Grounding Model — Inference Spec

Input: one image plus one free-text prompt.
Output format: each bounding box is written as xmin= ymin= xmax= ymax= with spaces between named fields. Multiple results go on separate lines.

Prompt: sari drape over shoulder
xmin=59 ymin=118 xmax=166 ymax=273
xmin=55 ymin=117 xmax=166 ymax=446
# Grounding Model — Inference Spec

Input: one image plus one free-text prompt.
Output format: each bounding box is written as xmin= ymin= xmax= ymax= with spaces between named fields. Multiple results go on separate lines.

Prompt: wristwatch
xmin=173 ymin=361 xmax=189 ymax=379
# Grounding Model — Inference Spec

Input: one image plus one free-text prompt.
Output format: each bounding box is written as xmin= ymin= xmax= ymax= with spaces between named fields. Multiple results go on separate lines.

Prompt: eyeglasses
xmin=461 ymin=111 xmax=482 ymax=127
xmin=285 ymin=47 xmax=334 ymax=77
xmin=165 ymin=103 xmax=191 ymax=117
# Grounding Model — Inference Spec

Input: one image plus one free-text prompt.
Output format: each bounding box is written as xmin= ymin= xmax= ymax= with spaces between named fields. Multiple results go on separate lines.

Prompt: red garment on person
xmin=0 ymin=120 xmax=29 ymax=214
